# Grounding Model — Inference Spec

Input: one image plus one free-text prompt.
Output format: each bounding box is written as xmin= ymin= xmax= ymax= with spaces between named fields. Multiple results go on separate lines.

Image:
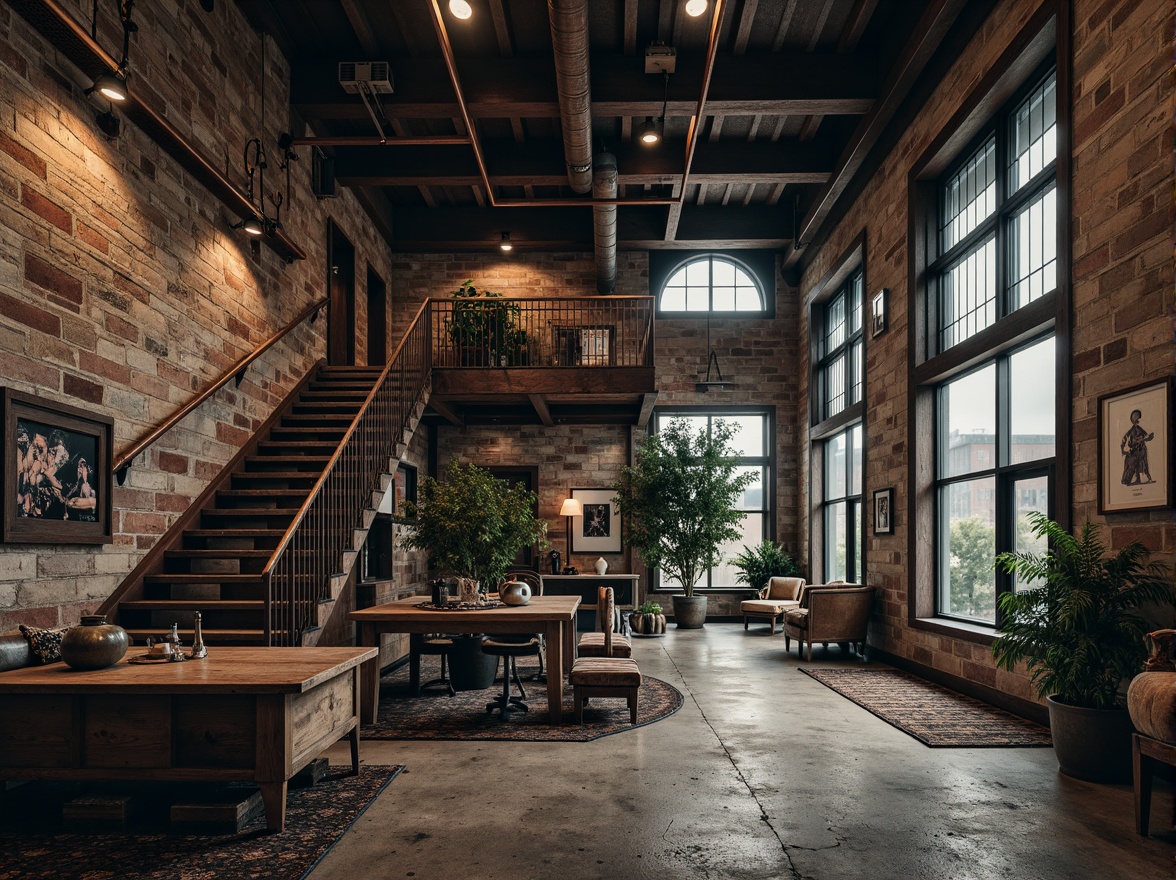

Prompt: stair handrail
xmin=261 ymin=300 xmax=432 ymax=645
xmin=112 ymin=296 xmax=328 ymax=484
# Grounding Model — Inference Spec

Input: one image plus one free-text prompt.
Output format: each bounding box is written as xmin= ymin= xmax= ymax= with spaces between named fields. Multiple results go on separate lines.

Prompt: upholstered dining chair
xmin=482 ymin=572 xmax=546 ymax=718
xmin=410 ymin=633 xmax=456 ymax=697
xmin=578 ymin=585 xmax=633 ymax=658
xmin=569 ymin=587 xmax=642 ymax=724
xmin=504 ymin=569 xmax=545 ymax=680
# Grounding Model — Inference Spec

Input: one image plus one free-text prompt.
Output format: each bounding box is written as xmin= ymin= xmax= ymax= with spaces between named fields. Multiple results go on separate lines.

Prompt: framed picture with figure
xmin=570 ymin=487 xmax=622 ymax=553
xmin=1098 ymin=378 xmax=1172 ymax=514
xmin=873 ymin=487 xmax=894 ymax=535
xmin=2 ymin=388 xmax=114 ymax=544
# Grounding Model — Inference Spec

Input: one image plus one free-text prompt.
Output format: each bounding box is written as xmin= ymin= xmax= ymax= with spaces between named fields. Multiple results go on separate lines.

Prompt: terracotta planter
xmin=1046 ymin=695 xmax=1133 ymax=783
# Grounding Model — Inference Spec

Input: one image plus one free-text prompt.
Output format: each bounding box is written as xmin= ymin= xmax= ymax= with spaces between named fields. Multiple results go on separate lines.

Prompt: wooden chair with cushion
xmin=578 ymin=586 xmax=633 ymax=658
xmin=409 ymin=633 xmax=456 ymax=697
xmin=740 ymin=576 xmax=806 ymax=634
xmin=569 ymin=587 xmax=642 ymax=724
xmin=782 ymin=583 xmax=874 ymax=661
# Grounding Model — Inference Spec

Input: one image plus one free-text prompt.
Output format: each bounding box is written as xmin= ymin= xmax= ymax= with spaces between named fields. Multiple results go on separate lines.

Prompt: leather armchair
xmin=740 ymin=576 xmax=806 ymax=634
xmin=783 ymin=584 xmax=874 ymax=660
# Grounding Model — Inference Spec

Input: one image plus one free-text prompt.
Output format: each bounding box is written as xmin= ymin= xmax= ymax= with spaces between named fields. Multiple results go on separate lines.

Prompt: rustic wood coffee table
xmin=0 ymin=646 xmax=376 ymax=831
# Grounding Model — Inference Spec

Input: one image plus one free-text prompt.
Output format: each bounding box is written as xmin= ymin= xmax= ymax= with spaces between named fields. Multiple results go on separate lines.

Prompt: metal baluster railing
xmin=262 ymin=302 xmax=431 ymax=645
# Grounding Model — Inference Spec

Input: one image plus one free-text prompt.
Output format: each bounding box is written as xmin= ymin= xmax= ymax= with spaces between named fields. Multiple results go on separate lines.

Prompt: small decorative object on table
xmin=499 ymin=580 xmax=532 ymax=606
xmin=189 ymin=611 xmax=207 ymax=659
xmin=430 ymin=578 xmax=451 ymax=606
xmin=59 ymin=615 xmax=128 ymax=670
xmin=629 ymin=601 xmax=667 ymax=636
xmin=165 ymin=622 xmax=187 ymax=662
xmin=594 ymin=557 xmax=608 ymax=576
xmin=456 ymin=577 xmax=481 ymax=605
xmin=548 ymin=549 xmax=562 ymax=574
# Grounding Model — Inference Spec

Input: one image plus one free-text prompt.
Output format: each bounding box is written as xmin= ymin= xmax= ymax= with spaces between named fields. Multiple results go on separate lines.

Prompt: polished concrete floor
xmin=318 ymin=624 xmax=1172 ymax=880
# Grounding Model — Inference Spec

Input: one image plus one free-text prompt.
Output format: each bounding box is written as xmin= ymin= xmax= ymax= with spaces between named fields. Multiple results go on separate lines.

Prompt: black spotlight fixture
xmin=95 ymin=109 xmax=122 ymax=138
xmin=88 ymin=72 xmax=128 ymax=102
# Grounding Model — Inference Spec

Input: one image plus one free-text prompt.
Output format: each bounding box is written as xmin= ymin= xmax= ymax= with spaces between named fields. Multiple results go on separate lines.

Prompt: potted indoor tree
xmin=733 ymin=541 xmax=801 ymax=592
xmin=992 ymin=512 xmax=1173 ymax=782
xmin=397 ymin=459 xmax=547 ymax=687
xmin=447 ymin=280 xmax=526 ymax=366
xmin=613 ymin=419 xmax=756 ymax=628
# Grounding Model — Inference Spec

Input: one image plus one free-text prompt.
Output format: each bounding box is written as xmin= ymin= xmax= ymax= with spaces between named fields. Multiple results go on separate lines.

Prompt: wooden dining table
xmin=349 ymin=595 xmax=581 ymax=723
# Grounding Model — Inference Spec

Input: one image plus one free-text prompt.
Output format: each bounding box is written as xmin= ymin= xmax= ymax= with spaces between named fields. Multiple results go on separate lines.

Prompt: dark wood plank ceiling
xmin=237 ymin=0 xmax=966 ymax=256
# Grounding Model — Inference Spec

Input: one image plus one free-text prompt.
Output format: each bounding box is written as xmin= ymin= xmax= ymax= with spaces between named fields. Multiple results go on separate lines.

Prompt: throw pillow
xmin=19 ymin=624 xmax=70 ymax=664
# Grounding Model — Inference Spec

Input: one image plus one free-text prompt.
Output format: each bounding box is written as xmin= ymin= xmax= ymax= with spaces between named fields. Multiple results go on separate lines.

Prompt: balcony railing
xmin=429 ymin=296 xmax=654 ymax=369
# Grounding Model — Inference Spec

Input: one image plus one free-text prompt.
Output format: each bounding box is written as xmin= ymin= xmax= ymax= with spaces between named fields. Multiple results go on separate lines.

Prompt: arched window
xmin=658 ymin=255 xmax=765 ymax=313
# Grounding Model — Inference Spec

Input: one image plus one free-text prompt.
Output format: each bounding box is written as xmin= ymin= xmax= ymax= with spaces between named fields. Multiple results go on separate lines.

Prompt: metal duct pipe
xmin=593 ymin=151 xmax=618 ymax=294
xmin=548 ymin=0 xmax=593 ymax=194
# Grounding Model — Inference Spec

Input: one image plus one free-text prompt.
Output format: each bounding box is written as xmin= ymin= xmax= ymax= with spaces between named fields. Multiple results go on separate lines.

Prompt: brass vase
xmin=60 ymin=615 xmax=129 ymax=670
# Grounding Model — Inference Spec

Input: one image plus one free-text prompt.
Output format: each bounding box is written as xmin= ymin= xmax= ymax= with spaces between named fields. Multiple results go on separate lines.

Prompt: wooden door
xmin=327 ymin=220 xmax=355 ymax=366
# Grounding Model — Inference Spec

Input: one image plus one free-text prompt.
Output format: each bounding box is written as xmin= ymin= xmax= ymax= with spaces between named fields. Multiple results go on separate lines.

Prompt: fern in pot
xmin=733 ymin=541 xmax=800 ymax=592
xmin=992 ymin=512 xmax=1173 ymax=782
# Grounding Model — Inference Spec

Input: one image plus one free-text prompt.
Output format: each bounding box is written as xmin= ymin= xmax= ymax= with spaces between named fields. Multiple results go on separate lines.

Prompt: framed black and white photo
xmin=873 ymin=487 xmax=894 ymax=535
xmin=570 ymin=487 xmax=621 ymax=553
xmin=2 ymin=388 xmax=114 ymax=544
xmin=871 ymin=289 xmax=888 ymax=338
xmin=1098 ymin=377 xmax=1172 ymax=514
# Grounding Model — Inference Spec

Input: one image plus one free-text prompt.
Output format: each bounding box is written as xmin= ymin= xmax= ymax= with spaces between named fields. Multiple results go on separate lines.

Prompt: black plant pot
xmin=672 ymin=595 xmax=707 ymax=628
xmin=447 ymin=635 xmax=498 ymax=691
xmin=1046 ymin=695 xmax=1133 ymax=783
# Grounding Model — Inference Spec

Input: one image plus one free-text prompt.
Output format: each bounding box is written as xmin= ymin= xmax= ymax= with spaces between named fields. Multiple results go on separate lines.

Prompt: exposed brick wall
xmin=394 ymin=251 xmax=802 ymax=617
xmin=0 ymin=0 xmax=395 ymax=627
xmin=796 ymin=0 xmax=1173 ymax=705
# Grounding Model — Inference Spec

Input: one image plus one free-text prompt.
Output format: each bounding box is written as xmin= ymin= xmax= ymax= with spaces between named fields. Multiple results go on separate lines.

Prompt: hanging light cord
xmin=659 ymin=71 xmax=669 ymax=133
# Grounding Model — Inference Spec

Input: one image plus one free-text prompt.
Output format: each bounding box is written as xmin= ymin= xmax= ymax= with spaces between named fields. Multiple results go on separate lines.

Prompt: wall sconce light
xmin=685 ymin=0 xmax=708 ymax=16
xmin=500 ymin=231 xmax=513 ymax=252
xmin=89 ymin=72 xmax=128 ymax=102
xmin=558 ymin=497 xmax=582 ymax=561
xmin=449 ymin=0 xmax=473 ymax=19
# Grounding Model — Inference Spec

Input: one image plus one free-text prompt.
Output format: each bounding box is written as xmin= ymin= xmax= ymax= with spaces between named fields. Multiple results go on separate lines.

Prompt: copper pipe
xmin=679 ymin=0 xmax=726 ymax=205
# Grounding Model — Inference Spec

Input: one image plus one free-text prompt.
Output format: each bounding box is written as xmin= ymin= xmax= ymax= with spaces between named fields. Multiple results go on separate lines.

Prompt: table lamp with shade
xmin=558 ymin=497 xmax=582 ymax=566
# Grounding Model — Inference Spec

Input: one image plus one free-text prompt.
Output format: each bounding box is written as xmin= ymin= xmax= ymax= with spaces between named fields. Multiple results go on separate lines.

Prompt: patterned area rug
xmin=800 ymin=667 xmax=1053 ymax=748
xmin=0 ymin=765 xmax=401 ymax=880
xmin=364 ymin=657 xmax=683 ymax=742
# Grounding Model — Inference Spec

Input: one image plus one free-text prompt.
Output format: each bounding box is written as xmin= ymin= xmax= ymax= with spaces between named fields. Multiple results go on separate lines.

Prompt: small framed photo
xmin=2 ymin=388 xmax=114 ymax=544
xmin=873 ymin=487 xmax=894 ymax=535
xmin=871 ymin=289 xmax=888 ymax=338
xmin=1098 ymin=377 xmax=1172 ymax=514
xmin=570 ymin=487 xmax=621 ymax=553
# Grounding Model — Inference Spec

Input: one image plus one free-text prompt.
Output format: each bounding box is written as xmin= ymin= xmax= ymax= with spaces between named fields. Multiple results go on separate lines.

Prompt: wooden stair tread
xmin=145 ymin=573 xmax=265 ymax=584
xmin=119 ymin=600 xmax=266 ymax=611
xmin=122 ymin=628 xmax=268 ymax=643
xmin=217 ymin=489 xmax=310 ymax=499
xmin=165 ymin=549 xmax=273 ymax=559
xmin=184 ymin=529 xmax=286 ymax=538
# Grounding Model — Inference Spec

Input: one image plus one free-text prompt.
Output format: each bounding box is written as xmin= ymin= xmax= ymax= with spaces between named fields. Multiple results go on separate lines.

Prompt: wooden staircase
xmin=102 ymin=363 xmax=424 ymax=647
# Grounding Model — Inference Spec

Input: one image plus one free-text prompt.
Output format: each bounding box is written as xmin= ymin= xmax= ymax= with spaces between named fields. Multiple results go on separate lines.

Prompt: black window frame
xmin=822 ymin=422 xmax=864 ymax=585
xmin=815 ymin=268 xmax=864 ymax=423
xmin=651 ymin=252 xmax=772 ymax=318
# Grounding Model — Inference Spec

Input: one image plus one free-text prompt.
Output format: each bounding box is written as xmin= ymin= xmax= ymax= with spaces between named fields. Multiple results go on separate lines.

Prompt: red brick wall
xmin=394 ymin=251 xmax=802 ymax=616
xmin=0 ymin=0 xmax=396 ymax=628
xmin=796 ymin=0 xmax=1173 ymax=705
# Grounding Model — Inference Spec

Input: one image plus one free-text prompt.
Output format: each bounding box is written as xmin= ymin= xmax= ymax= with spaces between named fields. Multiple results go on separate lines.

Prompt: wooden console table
xmin=541 ymin=574 xmax=639 ymax=631
xmin=0 ymin=646 xmax=375 ymax=832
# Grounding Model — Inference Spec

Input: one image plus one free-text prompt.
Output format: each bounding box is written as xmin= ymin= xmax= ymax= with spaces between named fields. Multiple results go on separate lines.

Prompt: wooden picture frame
xmin=570 ymin=487 xmax=622 ymax=554
xmin=2 ymin=388 xmax=114 ymax=544
xmin=1098 ymin=377 xmax=1172 ymax=514
xmin=871 ymin=289 xmax=888 ymax=338
xmin=873 ymin=487 xmax=894 ymax=535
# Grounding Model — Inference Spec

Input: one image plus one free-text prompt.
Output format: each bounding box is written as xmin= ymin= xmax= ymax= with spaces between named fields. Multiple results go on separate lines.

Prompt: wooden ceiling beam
xmin=528 ymin=394 xmax=555 ymax=427
xmin=290 ymin=54 xmax=877 ymax=120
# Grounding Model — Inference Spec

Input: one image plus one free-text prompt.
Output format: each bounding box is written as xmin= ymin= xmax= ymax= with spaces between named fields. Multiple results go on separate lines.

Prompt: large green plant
xmin=397 ymin=460 xmax=547 ymax=588
xmin=733 ymin=541 xmax=800 ymax=592
xmin=447 ymin=280 xmax=525 ymax=364
xmin=992 ymin=512 xmax=1173 ymax=710
xmin=613 ymin=419 xmax=756 ymax=597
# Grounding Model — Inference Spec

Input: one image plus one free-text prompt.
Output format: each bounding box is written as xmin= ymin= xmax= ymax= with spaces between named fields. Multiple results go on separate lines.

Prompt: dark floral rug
xmin=364 ymin=657 xmax=683 ymax=742
xmin=801 ymin=667 xmax=1053 ymax=748
xmin=0 ymin=765 xmax=402 ymax=880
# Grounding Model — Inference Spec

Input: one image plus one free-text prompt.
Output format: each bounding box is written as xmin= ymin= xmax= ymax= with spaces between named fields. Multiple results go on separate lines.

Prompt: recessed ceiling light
xmin=685 ymin=0 xmax=707 ymax=17
xmin=449 ymin=0 xmax=473 ymax=19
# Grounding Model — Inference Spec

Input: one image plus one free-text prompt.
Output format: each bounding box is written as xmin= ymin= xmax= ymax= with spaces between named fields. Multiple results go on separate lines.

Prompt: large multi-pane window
xmin=815 ymin=270 xmax=863 ymax=422
xmin=652 ymin=409 xmax=772 ymax=590
xmin=936 ymin=336 xmax=1054 ymax=622
xmin=823 ymin=424 xmax=863 ymax=583
xmin=658 ymin=255 xmax=765 ymax=313
xmin=930 ymin=65 xmax=1058 ymax=625
xmin=933 ymin=68 xmax=1056 ymax=353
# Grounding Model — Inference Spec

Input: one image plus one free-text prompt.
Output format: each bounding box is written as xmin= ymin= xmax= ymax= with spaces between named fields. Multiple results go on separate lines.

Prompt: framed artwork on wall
xmin=570 ymin=487 xmax=622 ymax=553
xmin=1098 ymin=377 xmax=1172 ymax=514
xmin=873 ymin=487 xmax=894 ymax=535
xmin=2 ymin=388 xmax=114 ymax=544
xmin=871 ymin=289 xmax=888 ymax=337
